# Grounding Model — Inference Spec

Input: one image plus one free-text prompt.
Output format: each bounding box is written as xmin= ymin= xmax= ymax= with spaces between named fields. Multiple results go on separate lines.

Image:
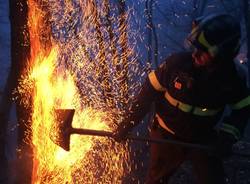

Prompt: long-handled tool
xmin=51 ymin=109 xmax=212 ymax=152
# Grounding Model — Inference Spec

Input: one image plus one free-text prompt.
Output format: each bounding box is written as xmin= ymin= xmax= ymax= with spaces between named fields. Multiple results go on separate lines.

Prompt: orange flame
xmin=29 ymin=47 xmax=126 ymax=183
xmin=19 ymin=0 xmax=145 ymax=183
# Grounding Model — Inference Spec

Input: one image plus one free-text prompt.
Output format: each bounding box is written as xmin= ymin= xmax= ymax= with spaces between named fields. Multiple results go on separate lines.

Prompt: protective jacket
xmin=119 ymin=52 xmax=250 ymax=143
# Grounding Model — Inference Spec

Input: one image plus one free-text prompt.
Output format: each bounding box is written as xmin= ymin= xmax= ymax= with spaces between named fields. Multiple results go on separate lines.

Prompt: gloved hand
xmin=112 ymin=122 xmax=132 ymax=142
xmin=112 ymin=129 xmax=128 ymax=142
xmin=214 ymin=130 xmax=237 ymax=158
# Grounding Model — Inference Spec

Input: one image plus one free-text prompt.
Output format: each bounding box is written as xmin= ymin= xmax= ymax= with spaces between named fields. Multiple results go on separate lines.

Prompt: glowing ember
xmin=18 ymin=0 xmax=145 ymax=183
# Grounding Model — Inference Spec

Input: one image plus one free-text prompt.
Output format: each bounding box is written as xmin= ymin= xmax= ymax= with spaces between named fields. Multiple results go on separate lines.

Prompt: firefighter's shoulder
xmin=158 ymin=51 xmax=192 ymax=72
xmin=148 ymin=52 xmax=192 ymax=92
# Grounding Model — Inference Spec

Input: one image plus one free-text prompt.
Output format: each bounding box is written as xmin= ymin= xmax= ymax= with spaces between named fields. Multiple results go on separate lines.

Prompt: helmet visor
xmin=185 ymin=29 xmax=215 ymax=56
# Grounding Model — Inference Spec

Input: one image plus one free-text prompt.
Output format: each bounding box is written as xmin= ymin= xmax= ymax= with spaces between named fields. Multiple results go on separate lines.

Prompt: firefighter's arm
xmin=220 ymin=94 xmax=250 ymax=141
xmin=114 ymin=60 xmax=171 ymax=141
xmin=219 ymin=71 xmax=250 ymax=142
xmin=113 ymin=77 xmax=160 ymax=141
xmin=215 ymin=94 xmax=250 ymax=157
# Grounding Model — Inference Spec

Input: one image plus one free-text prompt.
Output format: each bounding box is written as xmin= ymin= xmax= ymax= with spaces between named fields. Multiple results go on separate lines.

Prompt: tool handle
xmin=72 ymin=128 xmax=113 ymax=137
xmin=127 ymin=135 xmax=212 ymax=151
xmin=72 ymin=128 xmax=250 ymax=156
xmin=72 ymin=128 xmax=211 ymax=151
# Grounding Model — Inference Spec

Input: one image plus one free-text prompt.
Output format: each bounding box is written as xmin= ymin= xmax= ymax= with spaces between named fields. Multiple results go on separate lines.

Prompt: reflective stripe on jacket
xmin=149 ymin=70 xmax=223 ymax=116
xmin=147 ymin=52 xmax=250 ymax=139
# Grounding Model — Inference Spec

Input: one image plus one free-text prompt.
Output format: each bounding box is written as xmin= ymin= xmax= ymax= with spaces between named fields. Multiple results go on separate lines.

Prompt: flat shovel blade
xmin=50 ymin=109 xmax=75 ymax=151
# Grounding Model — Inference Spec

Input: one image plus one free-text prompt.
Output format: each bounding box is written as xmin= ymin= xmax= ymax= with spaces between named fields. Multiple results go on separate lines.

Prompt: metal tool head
xmin=50 ymin=109 xmax=75 ymax=151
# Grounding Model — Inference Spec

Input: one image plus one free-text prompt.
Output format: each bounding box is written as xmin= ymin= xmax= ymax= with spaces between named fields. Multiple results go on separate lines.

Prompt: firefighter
xmin=114 ymin=13 xmax=250 ymax=184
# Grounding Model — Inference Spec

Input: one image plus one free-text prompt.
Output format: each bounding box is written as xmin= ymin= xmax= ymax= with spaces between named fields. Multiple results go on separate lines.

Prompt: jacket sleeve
xmin=116 ymin=59 xmax=171 ymax=134
xmin=220 ymin=73 xmax=250 ymax=140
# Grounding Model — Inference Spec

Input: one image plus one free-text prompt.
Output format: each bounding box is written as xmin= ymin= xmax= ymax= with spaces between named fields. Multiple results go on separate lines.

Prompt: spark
xmin=18 ymin=0 xmax=147 ymax=183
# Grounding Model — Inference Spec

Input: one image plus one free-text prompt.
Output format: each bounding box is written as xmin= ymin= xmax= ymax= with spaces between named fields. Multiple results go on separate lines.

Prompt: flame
xmin=18 ymin=0 xmax=146 ymax=183
xmin=28 ymin=46 xmax=129 ymax=183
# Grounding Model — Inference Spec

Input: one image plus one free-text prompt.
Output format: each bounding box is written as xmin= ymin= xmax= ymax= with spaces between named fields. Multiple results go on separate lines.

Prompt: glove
xmin=214 ymin=130 xmax=237 ymax=158
xmin=112 ymin=121 xmax=134 ymax=142
xmin=112 ymin=129 xmax=128 ymax=142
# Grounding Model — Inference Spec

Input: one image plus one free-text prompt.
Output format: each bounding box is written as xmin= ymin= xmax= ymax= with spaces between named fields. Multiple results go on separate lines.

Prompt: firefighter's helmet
xmin=186 ymin=13 xmax=241 ymax=59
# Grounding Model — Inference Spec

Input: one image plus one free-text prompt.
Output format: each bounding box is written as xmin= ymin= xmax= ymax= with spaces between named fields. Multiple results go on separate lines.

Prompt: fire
xmin=26 ymin=42 xmax=130 ymax=183
xmin=18 ymin=0 xmax=145 ymax=183
xmin=29 ymin=49 xmax=124 ymax=183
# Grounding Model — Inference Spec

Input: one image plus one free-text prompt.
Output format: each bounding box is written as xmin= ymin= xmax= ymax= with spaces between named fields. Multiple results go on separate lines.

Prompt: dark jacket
xmin=118 ymin=52 xmax=250 ymax=143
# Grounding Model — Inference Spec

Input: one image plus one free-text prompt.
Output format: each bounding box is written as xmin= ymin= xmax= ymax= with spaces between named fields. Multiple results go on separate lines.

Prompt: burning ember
xmin=18 ymin=0 xmax=145 ymax=183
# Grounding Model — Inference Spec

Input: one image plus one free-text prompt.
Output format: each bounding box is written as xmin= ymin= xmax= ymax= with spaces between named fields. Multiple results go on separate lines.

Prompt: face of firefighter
xmin=192 ymin=48 xmax=214 ymax=67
